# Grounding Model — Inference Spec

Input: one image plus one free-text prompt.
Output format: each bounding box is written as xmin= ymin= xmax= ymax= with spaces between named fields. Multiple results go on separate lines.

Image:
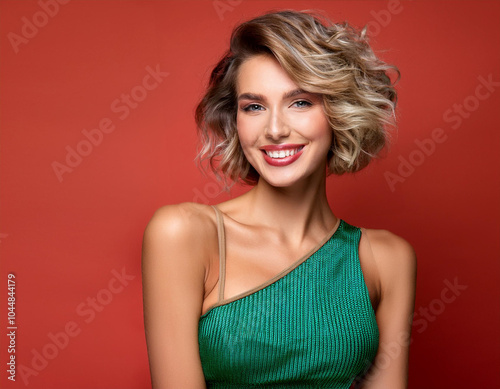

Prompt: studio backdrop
xmin=1 ymin=1 xmax=499 ymax=388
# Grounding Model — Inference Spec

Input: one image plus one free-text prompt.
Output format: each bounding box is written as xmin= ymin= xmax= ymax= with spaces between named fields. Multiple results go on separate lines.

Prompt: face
xmin=236 ymin=54 xmax=332 ymax=188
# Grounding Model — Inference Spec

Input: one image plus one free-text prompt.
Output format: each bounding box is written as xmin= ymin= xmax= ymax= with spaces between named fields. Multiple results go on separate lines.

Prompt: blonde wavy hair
xmin=195 ymin=9 xmax=399 ymax=187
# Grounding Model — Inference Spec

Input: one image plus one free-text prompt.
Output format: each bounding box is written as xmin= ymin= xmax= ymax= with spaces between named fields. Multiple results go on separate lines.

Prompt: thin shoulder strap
xmin=211 ymin=205 xmax=226 ymax=301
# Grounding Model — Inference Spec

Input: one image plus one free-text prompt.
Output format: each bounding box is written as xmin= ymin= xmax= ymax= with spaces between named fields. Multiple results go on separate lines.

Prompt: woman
xmin=142 ymin=9 xmax=417 ymax=389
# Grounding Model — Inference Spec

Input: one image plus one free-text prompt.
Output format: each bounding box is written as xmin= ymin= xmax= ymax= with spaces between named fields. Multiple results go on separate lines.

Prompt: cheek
xmin=299 ymin=113 xmax=332 ymax=144
xmin=236 ymin=115 xmax=259 ymax=149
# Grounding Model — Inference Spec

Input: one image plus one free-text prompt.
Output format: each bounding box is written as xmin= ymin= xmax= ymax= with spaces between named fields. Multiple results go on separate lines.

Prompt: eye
xmin=242 ymin=104 xmax=264 ymax=112
xmin=292 ymin=100 xmax=312 ymax=108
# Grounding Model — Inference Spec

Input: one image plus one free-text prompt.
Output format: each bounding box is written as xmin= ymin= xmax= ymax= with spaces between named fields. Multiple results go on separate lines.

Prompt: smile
xmin=260 ymin=144 xmax=306 ymax=167
xmin=265 ymin=146 xmax=303 ymax=159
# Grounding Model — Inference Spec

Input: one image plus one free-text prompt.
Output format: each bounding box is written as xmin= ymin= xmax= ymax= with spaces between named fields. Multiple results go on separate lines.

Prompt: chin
xmin=259 ymin=173 xmax=303 ymax=188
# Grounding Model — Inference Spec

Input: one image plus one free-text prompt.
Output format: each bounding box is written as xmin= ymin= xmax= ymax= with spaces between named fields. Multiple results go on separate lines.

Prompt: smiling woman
xmin=236 ymin=54 xmax=332 ymax=187
xmin=142 ymin=9 xmax=416 ymax=389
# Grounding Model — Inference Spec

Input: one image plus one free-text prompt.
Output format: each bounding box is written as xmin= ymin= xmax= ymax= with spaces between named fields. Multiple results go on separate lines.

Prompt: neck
xmin=242 ymin=168 xmax=337 ymax=242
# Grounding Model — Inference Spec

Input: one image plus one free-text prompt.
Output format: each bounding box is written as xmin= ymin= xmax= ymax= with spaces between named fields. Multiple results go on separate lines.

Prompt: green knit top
xmin=198 ymin=206 xmax=379 ymax=388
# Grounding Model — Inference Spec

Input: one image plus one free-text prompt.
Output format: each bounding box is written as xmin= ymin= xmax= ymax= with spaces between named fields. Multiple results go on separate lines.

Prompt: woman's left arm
xmin=360 ymin=229 xmax=417 ymax=388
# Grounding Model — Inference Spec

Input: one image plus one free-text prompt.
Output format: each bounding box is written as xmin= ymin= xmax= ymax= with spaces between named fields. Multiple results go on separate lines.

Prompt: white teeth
xmin=265 ymin=147 xmax=302 ymax=159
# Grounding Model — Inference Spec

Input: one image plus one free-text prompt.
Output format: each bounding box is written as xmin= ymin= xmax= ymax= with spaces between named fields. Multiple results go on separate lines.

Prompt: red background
xmin=1 ymin=1 xmax=499 ymax=388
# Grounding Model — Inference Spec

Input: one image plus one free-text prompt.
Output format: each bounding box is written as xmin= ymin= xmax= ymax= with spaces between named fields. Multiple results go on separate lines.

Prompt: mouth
xmin=263 ymin=146 xmax=304 ymax=159
xmin=259 ymin=144 xmax=306 ymax=166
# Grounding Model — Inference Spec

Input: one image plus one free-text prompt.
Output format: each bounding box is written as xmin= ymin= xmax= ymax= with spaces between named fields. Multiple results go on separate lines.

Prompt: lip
xmin=259 ymin=143 xmax=306 ymax=151
xmin=261 ymin=144 xmax=305 ymax=167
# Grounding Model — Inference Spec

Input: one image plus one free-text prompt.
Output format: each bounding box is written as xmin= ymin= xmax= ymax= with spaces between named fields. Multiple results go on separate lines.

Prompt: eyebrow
xmin=237 ymin=88 xmax=309 ymax=102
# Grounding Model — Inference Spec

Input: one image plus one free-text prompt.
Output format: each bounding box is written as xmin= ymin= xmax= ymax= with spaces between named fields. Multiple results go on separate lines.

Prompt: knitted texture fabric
xmin=198 ymin=220 xmax=379 ymax=388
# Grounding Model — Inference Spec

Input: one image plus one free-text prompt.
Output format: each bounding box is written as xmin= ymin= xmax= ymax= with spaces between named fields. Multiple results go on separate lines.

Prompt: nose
xmin=264 ymin=109 xmax=291 ymax=140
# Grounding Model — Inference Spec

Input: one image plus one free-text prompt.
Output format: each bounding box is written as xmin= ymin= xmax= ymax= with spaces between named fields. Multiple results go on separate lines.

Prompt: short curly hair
xmin=195 ymin=9 xmax=399 ymax=187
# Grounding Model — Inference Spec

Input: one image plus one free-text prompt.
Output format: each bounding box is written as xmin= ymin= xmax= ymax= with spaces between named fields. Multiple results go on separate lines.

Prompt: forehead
xmin=236 ymin=54 xmax=299 ymax=95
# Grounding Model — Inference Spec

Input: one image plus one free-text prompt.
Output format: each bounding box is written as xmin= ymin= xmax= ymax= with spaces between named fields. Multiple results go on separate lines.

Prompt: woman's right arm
xmin=142 ymin=204 xmax=208 ymax=389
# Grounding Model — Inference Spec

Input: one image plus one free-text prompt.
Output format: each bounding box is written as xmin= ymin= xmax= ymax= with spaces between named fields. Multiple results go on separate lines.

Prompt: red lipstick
xmin=260 ymin=144 xmax=305 ymax=167
xmin=260 ymin=143 xmax=305 ymax=151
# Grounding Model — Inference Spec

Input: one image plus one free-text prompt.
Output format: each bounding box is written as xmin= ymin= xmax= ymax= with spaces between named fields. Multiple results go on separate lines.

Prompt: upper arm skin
xmin=359 ymin=229 xmax=417 ymax=389
xmin=142 ymin=203 xmax=212 ymax=389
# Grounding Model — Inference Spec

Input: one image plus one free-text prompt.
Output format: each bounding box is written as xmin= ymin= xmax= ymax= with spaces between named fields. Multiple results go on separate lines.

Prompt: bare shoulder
xmin=143 ymin=202 xmax=218 ymax=266
xmin=362 ymin=228 xmax=416 ymax=269
xmin=145 ymin=202 xmax=216 ymax=240
xmin=362 ymin=228 xmax=417 ymax=293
